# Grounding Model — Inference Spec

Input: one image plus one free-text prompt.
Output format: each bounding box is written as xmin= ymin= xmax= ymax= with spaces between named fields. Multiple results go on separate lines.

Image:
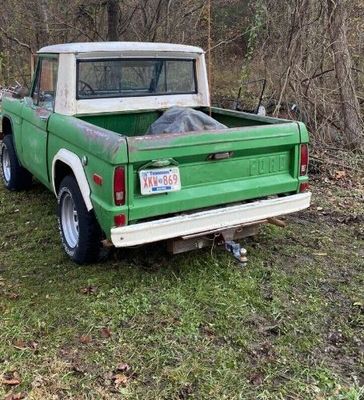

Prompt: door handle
xmin=207 ymin=152 xmax=233 ymax=161
xmin=39 ymin=115 xmax=49 ymax=121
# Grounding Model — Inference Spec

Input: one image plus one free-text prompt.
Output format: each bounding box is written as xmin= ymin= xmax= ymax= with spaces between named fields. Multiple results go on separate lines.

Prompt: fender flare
xmin=52 ymin=149 xmax=93 ymax=211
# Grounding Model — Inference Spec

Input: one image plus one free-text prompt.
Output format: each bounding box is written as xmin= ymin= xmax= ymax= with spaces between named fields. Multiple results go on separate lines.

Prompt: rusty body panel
xmin=48 ymin=115 xmax=127 ymax=164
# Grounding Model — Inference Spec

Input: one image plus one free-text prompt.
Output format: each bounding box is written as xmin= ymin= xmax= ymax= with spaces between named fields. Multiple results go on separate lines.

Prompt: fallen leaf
xmin=100 ymin=327 xmax=112 ymax=338
xmin=13 ymin=340 xmax=38 ymax=351
xmin=2 ymin=371 xmax=21 ymax=386
xmin=3 ymin=379 xmax=21 ymax=386
xmin=28 ymin=341 xmax=39 ymax=350
xmin=7 ymin=293 xmax=20 ymax=300
xmin=334 ymin=170 xmax=346 ymax=180
xmin=13 ymin=340 xmax=27 ymax=350
xmin=116 ymin=363 xmax=130 ymax=373
xmin=113 ymin=373 xmax=128 ymax=388
xmin=79 ymin=335 xmax=92 ymax=344
xmin=80 ymin=285 xmax=97 ymax=295
xmin=4 ymin=392 xmax=26 ymax=400
xmin=31 ymin=377 xmax=44 ymax=389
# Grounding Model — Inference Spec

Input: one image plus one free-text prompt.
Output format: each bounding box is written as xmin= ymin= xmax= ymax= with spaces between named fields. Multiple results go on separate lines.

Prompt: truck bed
xmin=78 ymin=107 xmax=277 ymax=137
xmin=76 ymin=107 xmax=306 ymax=223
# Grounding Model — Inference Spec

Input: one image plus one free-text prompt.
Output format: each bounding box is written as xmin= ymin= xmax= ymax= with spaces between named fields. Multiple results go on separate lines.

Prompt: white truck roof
xmin=37 ymin=42 xmax=209 ymax=115
xmin=38 ymin=42 xmax=204 ymax=55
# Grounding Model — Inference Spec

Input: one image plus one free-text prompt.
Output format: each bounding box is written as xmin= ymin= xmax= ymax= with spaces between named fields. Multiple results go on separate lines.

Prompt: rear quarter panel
xmin=47 ymin=114 xmax=128 ymax=236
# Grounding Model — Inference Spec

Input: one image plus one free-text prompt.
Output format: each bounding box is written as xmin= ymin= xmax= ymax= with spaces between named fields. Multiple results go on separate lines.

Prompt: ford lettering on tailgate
xmin=249 ymin=154 xmax=288 ymax=176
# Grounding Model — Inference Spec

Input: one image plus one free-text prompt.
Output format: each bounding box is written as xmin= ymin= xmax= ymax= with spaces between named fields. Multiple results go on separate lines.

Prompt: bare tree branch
xmin=0 ymin=26 xmax=32 ymax=52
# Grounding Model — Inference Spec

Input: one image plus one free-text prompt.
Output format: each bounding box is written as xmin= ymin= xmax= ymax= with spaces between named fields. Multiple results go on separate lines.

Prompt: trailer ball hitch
xmin=225 ymin=240 xmax=248 ymax=267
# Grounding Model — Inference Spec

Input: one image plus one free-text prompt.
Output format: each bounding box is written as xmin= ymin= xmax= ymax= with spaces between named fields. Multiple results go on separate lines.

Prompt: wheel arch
xmin=52 ymin=149 xmax=93 ymax=211
xmin=1 ymin=116 xmax=14 ymax=140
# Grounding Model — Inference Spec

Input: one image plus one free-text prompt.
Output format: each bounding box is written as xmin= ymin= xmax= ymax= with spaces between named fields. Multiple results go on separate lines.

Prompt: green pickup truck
xmin=0 ymin=42 xmax=311 ymax=264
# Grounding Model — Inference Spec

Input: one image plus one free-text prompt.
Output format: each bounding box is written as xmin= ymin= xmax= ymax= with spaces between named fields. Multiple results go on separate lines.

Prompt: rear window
xmin=77 ymin=58 xmax=197 ymax=99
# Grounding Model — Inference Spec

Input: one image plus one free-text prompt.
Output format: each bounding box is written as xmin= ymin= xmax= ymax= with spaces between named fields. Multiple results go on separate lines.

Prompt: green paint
xmin=2 ymin=97 xmax=308 ymax=239
xmin=79 ymin=111 xmax=161 ymax=136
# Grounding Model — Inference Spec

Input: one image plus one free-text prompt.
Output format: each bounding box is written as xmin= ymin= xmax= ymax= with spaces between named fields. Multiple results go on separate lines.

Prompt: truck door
xmin=21 ymin=56 xmax=58 ymax=186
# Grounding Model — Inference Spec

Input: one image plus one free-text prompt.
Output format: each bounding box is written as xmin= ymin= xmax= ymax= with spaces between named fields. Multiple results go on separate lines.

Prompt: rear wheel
xmin=57 ymin=175 xmax=105 ymax=264
xmin=1 ymin=135 xmax=32 ymax=190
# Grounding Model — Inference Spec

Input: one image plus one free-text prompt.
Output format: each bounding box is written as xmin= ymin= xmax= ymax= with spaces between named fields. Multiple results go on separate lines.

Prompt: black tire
xmin=57 ymin=175 xmax=105 ymax=264
xmin=1 ymin=135 xmax=32 ymax=190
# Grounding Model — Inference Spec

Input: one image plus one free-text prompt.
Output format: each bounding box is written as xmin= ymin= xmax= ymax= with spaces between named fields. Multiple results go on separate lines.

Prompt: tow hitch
xmin=168 ymin=222 xmax=265 ymax=266
xmin=167 ymin=218 xmax=287 ymax=266
xmin=220 ymin=229 xmax=248 ymax=267
xmin=224 ymin=240 xmax=248 ymax=266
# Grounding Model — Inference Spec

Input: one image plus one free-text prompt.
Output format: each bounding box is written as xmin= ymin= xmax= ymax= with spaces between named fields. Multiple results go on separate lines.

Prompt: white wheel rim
xmin=2 ymin=145 xmax=11 ymax=183
xmin=61 ymin=192 xmax=79 ymax=249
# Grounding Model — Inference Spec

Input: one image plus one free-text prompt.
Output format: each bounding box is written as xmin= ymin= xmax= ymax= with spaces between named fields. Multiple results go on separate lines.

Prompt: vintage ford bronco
xmin=0 ymin=42 xmax=311 ymax=264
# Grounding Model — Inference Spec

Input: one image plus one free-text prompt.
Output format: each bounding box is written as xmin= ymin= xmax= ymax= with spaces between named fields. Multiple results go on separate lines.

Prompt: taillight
xmin=114 ymin=167 xmax=125 ymax=206
xmin=299 ymin=182 xmax=309 ymax=192
xmin=114 ymin=214 xmax=126 ymax=226
xmin=300 ymin=144 xmax=309 ymax=175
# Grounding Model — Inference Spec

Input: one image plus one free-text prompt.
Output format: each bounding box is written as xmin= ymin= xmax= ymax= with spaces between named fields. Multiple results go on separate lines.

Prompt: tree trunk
xmin=40 ymin=0 xmax=50 ymax=37
xmin=327 ymin=0 xmax=363 ymax=150
xmin=107 ymin=0 xmax=119 ymax=41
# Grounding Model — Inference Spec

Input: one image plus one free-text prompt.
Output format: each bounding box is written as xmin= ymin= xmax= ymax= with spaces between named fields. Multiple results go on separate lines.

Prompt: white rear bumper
xmin=111 ymin=192 xmax=311 ymax=247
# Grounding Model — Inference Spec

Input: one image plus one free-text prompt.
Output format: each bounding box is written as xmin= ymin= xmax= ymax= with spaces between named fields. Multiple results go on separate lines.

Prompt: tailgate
xmin=126 ymin=123 xmax=302 ymax=221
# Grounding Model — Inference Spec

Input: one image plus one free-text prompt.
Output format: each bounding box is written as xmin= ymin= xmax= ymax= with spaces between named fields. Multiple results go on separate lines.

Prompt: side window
xmin=31 ymin=63 xmax=41 ymax=105
xmin=31 ymin=57 xmax=58 ymax=111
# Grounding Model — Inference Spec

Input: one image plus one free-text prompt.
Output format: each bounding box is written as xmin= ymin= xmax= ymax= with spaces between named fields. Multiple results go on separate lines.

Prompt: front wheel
xmin=57 ymin=175 xmax=105 ymax=264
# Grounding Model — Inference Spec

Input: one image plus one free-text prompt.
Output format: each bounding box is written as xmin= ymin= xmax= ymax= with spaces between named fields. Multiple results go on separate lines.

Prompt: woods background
xmin=0 ymin=0 xmax=363 ymax=151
